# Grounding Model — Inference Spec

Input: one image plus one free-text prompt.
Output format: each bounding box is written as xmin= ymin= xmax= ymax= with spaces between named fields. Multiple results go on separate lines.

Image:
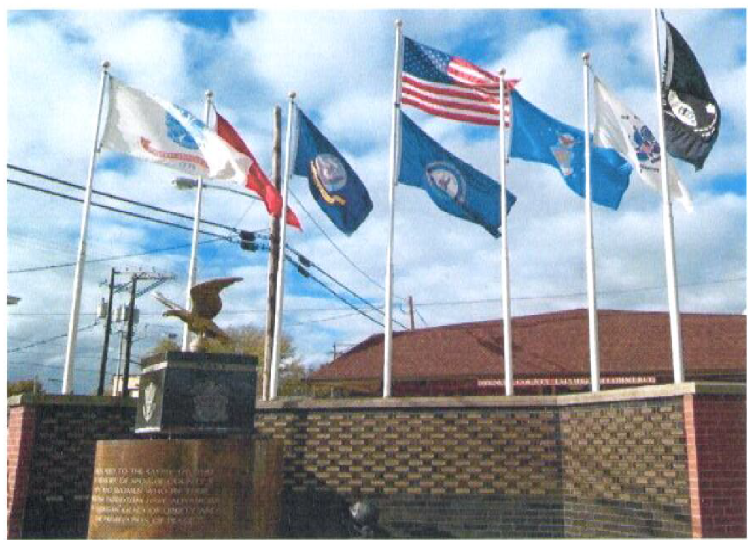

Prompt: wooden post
xmin=97 ymin=267 xmax=116 ymax=396
xmin=122 ymin=275 xmax=137 ymax=400
xmin=262 ymin=106 xmax=282 ymax=401
xmin=408 ymin=296 xmax=415 ymax=330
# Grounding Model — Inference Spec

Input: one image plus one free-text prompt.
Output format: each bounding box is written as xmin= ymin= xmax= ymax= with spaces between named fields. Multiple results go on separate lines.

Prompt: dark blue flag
xmin=510 ymin=91 xmax=632 ymax=209
xmin=399 ymin=111 xmax=516 ymax=238
xmin=293 ymin=109 xmax=373 ymax=235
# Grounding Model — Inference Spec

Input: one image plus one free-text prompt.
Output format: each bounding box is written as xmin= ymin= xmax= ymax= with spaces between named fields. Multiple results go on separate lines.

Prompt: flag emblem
xmin=551 ymin=133 xmax=577 ymax=177
xmin=166 ymin=109 xmax=200 ymax=150
xmin=632 ymin=125 xmax=660 ymax=164
xmin=310 ymin=154 xmax=348 ymax=206
xmin=425 ymin=162 xmax=465 ymax=204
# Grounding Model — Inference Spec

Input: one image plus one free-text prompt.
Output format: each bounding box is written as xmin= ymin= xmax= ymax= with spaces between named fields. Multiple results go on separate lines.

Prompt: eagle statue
xmin=153 ymin=277 xmax=242 ymax=352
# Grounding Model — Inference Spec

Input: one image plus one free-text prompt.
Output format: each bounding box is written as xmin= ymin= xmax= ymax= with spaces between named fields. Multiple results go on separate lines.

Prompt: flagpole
xmin=498 ymin=69 xmax=513 ymax=397
xmin=181 ymin=90 xmax=214 ymax=352
xmin=269 ymin=92 xmax=297 ymax=400
xmin=582 ymin=52 xmax=601 ymax=392
xmin=61 ymin=60 xmax=110 ymax=395
xmin=651 ymin=8 xmax=684 ymax=383
xmin=383 ymin=19 xmax=404 ymax=398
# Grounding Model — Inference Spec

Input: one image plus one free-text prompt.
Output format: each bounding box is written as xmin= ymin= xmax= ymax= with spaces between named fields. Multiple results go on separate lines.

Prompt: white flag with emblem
xmin=593 ymin=76 xmax=692 ymax=211
xmin=101 ymin=77 xmax=250 ymax=181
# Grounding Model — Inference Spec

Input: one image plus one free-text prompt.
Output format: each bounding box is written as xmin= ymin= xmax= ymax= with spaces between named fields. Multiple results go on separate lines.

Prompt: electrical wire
xmin=8 ymin=178 xmax=234 ymax=240
xmin=8 ymin=164 xmax=238 ymax=234
xmin=9 ymin=238 xmax=225 ymax=274
xmin=7 ymin=322 xmax=99 ymax=353
xmin=288 ymin=188 xmax=392 ymax=296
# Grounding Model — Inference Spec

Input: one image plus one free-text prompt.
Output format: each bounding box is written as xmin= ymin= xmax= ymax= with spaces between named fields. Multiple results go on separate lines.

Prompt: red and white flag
xmin=402 ymin=36 xmax=516 ymax=127
xmin=215 ymin=112 xmax=301 ymax=229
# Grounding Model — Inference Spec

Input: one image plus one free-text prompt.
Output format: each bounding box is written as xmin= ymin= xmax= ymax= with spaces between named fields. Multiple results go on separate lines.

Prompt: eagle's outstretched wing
xmin=152 ymin=291 xmax=184 ymax=312
xmin=190 ymin=277 xmax=243 ymax=320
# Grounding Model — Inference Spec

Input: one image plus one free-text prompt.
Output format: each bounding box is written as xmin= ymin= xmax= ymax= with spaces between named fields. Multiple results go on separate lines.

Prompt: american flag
xmin=402 ymin=37 xmax=515 ymax=127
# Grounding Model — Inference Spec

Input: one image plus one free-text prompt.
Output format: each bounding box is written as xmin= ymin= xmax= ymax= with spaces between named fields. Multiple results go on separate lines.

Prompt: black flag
xmin=661 ymin=16 xmax=721 ymax=171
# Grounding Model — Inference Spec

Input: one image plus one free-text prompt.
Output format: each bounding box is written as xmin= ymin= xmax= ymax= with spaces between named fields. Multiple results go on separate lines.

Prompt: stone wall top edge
xmin=6 ymin=394 xmax=137 ymax=408
xmin=258 ymin=383 xmax=745 ymax=411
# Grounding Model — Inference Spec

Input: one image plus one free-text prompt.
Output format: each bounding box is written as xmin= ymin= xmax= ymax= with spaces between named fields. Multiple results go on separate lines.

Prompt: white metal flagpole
xmin=651 ymin=8 xmax=684 ymax=383
xmin=182 ymin=90 xmax=214 ymax=352
xmin=61 ymin=61 xmax=110 ymax=395
xmin=582 ymin=52 xmax=601 ymax=392
xmin=499 ymin=69 xmax=513 ymax=397
xmin=269 ymin=92 xmax=297 ymax=400
xmin=383 ymin=19 xmax=404 ymax=398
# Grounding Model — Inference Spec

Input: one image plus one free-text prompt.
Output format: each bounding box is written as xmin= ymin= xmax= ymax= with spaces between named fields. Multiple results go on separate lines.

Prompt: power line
xmin=7 ymin=322 xmax=99 ymax=353
xmin=9 ymin=238 xmax=224 ymax=274
xmin=288 ymin=188 xmax=391 ymax=296
xmin=413 ymin=276 xmax=747 ymax=308
xmin=285 ymin=243 xmax=408 ymax=330
xmin=8 ymin=178 xmax=236 ymax=241
xmin=8 ymin=164 xmax=240 ymax=234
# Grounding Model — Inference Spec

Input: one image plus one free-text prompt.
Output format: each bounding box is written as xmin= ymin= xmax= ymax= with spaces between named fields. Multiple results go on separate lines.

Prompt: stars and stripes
xmin=401 ymin=36 xmax=515 ymax=127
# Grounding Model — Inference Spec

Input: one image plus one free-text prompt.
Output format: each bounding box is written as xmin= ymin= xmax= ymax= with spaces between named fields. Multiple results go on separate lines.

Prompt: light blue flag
xmin=399 ymin=111 xmax=516 ymax=238
xmin=510 ymin=91 xmax=632 ymax=209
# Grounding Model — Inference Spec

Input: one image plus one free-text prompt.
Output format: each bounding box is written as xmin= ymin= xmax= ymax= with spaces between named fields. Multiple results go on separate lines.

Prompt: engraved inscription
xmin=90 ymin=467 xmax=221 ymax=528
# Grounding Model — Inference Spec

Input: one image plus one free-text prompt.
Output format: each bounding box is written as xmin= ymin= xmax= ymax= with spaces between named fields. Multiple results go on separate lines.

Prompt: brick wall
xmin=6 ymin=384 xmax=745 ymax=538
xmin=6 ymin=395 xmax=136 ymax=539
xmin=7 ymin=406 xmax=37 ymax=538
xmin=560 ymin=399 xmax=691 ymax=537
xmin=684 ymin=394 xmax=747 ymax=538
xmin=254 ymin=406 xmax=565 ymax=537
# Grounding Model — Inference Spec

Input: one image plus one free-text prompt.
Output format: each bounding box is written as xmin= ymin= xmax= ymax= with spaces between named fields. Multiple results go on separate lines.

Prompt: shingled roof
xmin=309 ymin=310 xmax=746 ymax=382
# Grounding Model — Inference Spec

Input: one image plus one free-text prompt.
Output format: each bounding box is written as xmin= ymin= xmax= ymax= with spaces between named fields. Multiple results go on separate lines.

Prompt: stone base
xmin=87 ymin=436 xmax=283 ymax=539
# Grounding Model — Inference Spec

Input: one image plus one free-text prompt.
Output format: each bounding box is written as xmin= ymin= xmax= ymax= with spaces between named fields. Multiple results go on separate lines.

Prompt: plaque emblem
xmin=142 ymin=382 xmax=158 ymax=422
xmin=193 ymin=381 xmax=229 ymax=423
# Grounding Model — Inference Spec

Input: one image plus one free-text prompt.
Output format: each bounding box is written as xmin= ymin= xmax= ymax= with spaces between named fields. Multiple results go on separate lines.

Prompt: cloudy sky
xmin=5 ymin=8 xmax=746 ymax=395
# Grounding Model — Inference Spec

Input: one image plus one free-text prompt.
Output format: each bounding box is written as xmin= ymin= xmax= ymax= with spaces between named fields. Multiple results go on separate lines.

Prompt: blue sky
xmin=5 ymin=8 xmax=746 ymax=394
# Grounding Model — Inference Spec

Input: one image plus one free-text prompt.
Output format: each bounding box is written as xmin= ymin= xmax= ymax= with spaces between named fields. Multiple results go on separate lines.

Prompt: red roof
xmin=310 ymin=310 xmax=746 ymax=382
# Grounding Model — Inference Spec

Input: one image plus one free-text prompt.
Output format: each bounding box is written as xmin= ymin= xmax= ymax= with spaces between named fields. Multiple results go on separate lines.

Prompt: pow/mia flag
xmin=292 ymin=109 xmax=373 ymax=235
xmin=662 ymin=16 xmax=721 ymax=171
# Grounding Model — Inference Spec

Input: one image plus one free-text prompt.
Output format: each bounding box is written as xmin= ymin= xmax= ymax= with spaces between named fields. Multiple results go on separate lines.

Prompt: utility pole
xmin=408 ymin=296 xmax=415 ymax=330
xmin=97 ymin=267 xmax=116 ymax=396
xmin=262 ymin=105 xmax=282 ymax=401
xmin=122 ymin=275 xmax=138 ymax=400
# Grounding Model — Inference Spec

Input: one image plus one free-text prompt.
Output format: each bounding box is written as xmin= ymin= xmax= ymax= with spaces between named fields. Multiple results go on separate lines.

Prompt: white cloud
xmin=6 ymin=9 xmax=745 ymax=393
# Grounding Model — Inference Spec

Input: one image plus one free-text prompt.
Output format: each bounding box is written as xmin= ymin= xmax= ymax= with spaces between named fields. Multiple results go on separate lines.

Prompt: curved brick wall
xmin=6 ymin=384 xmax=745 ymax=538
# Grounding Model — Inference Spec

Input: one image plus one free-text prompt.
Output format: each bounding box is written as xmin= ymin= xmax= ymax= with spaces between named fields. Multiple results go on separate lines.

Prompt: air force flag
xmin=293 ymin=109 xmax=373 ymax=235
xmin=510 ymin=90 xmax=632 ymax=210
xmin=399 ymin=111 xmax=515 ymax=238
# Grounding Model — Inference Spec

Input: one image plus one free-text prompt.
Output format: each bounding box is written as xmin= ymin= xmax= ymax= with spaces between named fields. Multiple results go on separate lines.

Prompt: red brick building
xmin=309 ymin=309 xmax=746 ymax=396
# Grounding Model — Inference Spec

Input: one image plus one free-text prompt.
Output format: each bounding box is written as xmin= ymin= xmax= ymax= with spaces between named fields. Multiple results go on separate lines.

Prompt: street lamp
xmin=172 ymin=177 xmax=260 ymax=200
xmin=7 ymin=295 xmax=21 ymax=305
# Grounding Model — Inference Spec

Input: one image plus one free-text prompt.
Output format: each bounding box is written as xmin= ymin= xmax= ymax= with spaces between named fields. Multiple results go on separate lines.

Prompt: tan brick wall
xmin=560 ymin=398 xmax=692 ymax=537
xmin=255 ymin=408 xmax=562 ymax=498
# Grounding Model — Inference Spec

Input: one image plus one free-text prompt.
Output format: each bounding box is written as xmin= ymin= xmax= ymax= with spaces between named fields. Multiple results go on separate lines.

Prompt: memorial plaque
xmin=87 ymin=437 xmax=283 ymax=539
xmin=135 ymin=351 xmax=257 ymax=435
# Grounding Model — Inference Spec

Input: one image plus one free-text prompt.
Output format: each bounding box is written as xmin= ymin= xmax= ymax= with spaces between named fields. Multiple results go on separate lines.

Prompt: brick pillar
xmin=7 ymin=405 xmax=37 ymax=538
xmin=684 ymin=394 xmax=747 ymax=538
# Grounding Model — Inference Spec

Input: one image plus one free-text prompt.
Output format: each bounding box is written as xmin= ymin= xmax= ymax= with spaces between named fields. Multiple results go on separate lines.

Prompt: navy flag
xmin=293 ymin=109 xmax=373 ymax=235
xmin=662 ymin=16 xmax=721 ymax=171
xmin=399 ymin=111 xmax=516 ymax=237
